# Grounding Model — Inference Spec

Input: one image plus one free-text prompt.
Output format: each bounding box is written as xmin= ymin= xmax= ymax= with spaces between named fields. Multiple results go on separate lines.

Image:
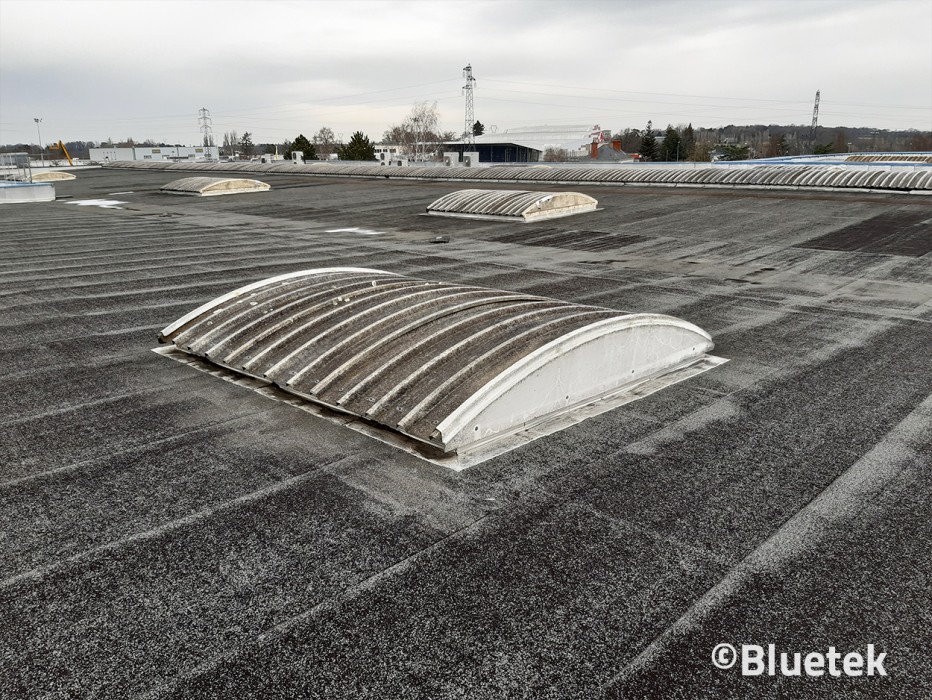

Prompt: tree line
xmin=212 ymin=102 xmax=461 ymax=162
xmin=613 ymin=122 xmax=931 ymax=162
xmin=379 ymin=101 xmax=481 ymax=160
xmin=2 ymin=110 xmax=927 ymax=163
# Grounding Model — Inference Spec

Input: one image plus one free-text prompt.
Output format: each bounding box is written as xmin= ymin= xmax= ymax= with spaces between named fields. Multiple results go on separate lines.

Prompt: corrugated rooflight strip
xmin=106 ymin=160 xmax=932 ymax=193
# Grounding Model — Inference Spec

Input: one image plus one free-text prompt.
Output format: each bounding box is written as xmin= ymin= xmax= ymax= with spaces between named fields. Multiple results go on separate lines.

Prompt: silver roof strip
xmin=362 ymin=305 xmax=577 ymax=421
xmin=160 ymin=267 xmax=395 ymax=339
xmin=219 ymin=278 xmax=412 ymax=366
xmin=335 ymin=299 xmax=561 ymax=407
xmin=245 ymin=280 xmax=428 ymax=373
xmin=196 ymin=275 xmax=391 ymax=357
xmin=288 ymin=289 xmax=521 ymax=390
xmin=175 ymin=273 xmax=385 ymax=351
xmin=395 ymin=311 xmax=607 ymax=431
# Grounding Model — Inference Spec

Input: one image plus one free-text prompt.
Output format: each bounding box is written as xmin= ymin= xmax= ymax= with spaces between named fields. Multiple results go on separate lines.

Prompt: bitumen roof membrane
xmin=1 ymin=166 xmax=931 ymax=698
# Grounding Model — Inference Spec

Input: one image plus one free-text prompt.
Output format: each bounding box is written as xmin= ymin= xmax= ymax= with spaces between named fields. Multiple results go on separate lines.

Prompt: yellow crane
xmin=48 ymin=140 xmax=74 ymax=166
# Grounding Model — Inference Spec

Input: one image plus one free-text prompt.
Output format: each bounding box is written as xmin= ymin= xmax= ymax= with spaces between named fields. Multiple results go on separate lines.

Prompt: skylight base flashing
xmin=153 ymin=346 xmax=726 ymax=470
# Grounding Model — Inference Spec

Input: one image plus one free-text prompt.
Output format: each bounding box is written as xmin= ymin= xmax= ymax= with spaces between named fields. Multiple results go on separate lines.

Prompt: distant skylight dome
xmin=161 ymin=176 xmax=270 ymax=196
xmin=427 ymin=189 xmax=598 ymax=222
xmin=30 ymin=171 xmax=76 ymax=182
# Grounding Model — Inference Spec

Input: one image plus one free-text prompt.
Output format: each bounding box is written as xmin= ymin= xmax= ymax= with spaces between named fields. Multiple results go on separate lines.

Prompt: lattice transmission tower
xmin=463 ymin=64 xmax=476 ymax=148
xmin=198 ymin=107 xmax=214 ymax=148
xmin=809 ymin=90 xmax=820 ymax=151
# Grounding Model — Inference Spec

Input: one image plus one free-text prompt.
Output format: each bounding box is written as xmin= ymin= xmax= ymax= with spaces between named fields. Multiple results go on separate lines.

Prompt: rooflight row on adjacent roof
xmin=108 ymin=160 xmax=932 ymax=193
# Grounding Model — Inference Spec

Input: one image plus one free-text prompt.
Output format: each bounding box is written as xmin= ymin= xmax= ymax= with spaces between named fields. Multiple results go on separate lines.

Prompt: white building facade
xmin=89 ymin=146 xmax=220 ymax=162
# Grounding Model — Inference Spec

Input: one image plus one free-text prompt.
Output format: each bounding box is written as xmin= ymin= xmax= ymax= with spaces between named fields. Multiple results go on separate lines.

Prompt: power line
xmin=209 ymin=78 xmax=461 ymax=118
xmin=476 ymin=92 xmax=924 ymax=125
xmin=480 ymin=78 xmax=931 ymax=111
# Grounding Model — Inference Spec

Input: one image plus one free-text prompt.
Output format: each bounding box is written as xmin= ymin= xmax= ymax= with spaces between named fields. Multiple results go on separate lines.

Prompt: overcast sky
xmin=1 ymin=0 xmax=930 ymax=146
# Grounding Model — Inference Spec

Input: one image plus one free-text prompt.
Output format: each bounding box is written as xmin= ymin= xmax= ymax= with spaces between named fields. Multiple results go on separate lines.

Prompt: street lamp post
xmin=34 ymin=118 xmax=43 ymax=168
xmin=412 ymin=116 xmax=422 ymax=162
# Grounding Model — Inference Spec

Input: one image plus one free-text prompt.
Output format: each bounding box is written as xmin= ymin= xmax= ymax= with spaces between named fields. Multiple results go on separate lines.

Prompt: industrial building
xmin=443 ymin=124 xmax=611 ymax=162
xmin=1 ymin=160 xmax=931 ymax=698
xmin=89 ymin=145 xmax=220 ymax=162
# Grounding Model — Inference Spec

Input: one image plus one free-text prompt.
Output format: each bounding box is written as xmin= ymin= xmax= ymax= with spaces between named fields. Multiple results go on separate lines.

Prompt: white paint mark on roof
xmin=66 ymin=199 xmax=127 ymax=209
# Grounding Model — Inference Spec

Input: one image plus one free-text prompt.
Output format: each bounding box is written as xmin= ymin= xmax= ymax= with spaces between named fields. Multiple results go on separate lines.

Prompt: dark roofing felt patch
xmin=797 ymin=211 xmax=931 ymax=257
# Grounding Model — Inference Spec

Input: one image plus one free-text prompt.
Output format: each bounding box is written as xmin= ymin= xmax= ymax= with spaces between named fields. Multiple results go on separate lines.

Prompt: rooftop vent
xmin=0 ymin=181 xmax=56 ymax=204
xmin=157 ymin=268 xmax=722 ymax=468
xmin=427 ymin=189 xmax=598 ymax=222
xmin=160 ymin=176 xmax=270 ymax=197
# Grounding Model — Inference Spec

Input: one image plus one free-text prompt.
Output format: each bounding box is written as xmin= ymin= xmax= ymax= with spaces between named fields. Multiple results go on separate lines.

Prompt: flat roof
xmin=2 ymin=167 xmax=931 ymax=697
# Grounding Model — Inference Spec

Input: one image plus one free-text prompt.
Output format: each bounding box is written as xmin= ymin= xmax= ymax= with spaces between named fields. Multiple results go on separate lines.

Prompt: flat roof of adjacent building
xmin=2 ymin=166 xmax=931 ymax=698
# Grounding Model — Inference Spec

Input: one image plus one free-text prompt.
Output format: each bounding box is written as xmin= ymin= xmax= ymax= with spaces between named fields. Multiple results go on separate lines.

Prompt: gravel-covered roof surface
xmin=2 ymin=167 xmax=931 ymax=698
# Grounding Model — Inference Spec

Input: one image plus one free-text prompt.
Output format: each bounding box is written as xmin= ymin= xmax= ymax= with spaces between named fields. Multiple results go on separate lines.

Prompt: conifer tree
xmin=660 ymin=124 xmax=681 ymax=161
xmin=338 ymin=131 xmax=376 ymax=161
xmin=285 ymin=134 xmax=316 ymax=161
xmin=638 ymin=121 xmax=658 ymax=161
xmin=680 ymin=123 xmax=696 ymax=161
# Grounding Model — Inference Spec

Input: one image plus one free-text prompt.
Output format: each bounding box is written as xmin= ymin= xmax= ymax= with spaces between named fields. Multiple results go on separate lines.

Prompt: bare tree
xmin=543 ymin=147 xmax=569 ymax=162
xmin=222 ymin=131 xmax=239 ymax=158
xmin=313 ymin=127 xmax=336 ymax=160
xmin=382 ymin=124 xmax=407 ymax=146
xmin=383 ymin=102 xmax=446 ymax=161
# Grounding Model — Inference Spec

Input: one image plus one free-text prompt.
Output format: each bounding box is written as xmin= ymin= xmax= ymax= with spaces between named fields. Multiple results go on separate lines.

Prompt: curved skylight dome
xmin=31 ymin=171 xmax=76 ymax=182
xmin=160 ymin=176 xmax=270 ymax=196
xmin=159 ymin=268 xmax=719 ymax=464
xmin=427 ymin=189 xmax=598 ymax=222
